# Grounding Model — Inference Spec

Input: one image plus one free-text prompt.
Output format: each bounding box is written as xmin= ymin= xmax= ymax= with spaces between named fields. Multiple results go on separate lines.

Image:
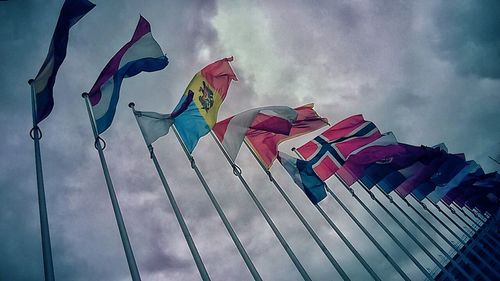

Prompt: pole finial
xmin=128 ymin=102 xmax=135 ymax=108
xmin=81 ymin=92 xmax=89 ymax=98
xmin=28 ymin=79 xmax=34 ymax=85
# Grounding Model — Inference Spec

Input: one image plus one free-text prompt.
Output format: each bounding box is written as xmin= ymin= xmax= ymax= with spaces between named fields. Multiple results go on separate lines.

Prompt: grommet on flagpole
xmin=28 ymin=79 xmax=34 ymax=85
xmin=94 ymin=136 xmax=106 ymax=150
xmin=82 ymin=92 xmax=89 ymax=98
xmin=128 ymin=102 xmax=135 ymax=108
xmin=232 ymin=164 xmax=242 ymax=176
xmin=30 ymin=126 xmax=42 ymax=140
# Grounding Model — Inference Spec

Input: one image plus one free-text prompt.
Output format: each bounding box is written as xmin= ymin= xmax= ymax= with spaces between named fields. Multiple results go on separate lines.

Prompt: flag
xmin=88 ymin=16 xmax=169 ymax=134
xmin=296 ymin=115 xmax=382 ymax=181
xmin=170 ymin=57 xmax=237 ymax=153
xmin=132 ymin=109 xmax=173 ymax=146
xmin=336 ymin=132 xmax=406 ymax=185
xmin=244 ymin=104 xmax=328 ymax=169
xmin=411 ymin=153 xmax=467 ymax=201
xmin=31 ymin=0 xmax=95 ymax=124
xmin=427 ymin=160 xmax=481 ymax=203
xmin=360 ymin=144 xmax=438 ymax=189
xmin=212 ymin=106 xmax=298 ymax=162
xmin=394 ymin=147 xmax=448 ymax=198
xmin=442 ymin=168 xmax=485 ymax=205
xmin=374 ymin=145 xmax=445 ymax=194
xmin=277 ymin=152 xmax=327 ymax=204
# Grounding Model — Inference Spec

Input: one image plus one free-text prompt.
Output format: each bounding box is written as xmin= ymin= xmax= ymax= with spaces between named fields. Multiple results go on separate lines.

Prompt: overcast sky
xmin=1 ymin=0 xmax=499 ymax=280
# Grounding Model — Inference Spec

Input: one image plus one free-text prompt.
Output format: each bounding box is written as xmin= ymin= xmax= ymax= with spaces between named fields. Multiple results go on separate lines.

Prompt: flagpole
xmin=209 ymin=132 xmax=312 ymax=281
xmin=355 ymin=181 xmax=460 ymax=281
xmin=426 ymin=199 xmax=500 ymax=263
xmin=452 ymin=202 xmax=483 ymax=229
xmin=291 ymin=148 xmax=411 ymax=281
xmin=332 ymin=175 xmax=434 ymax=280
xmin=162 ymin=123 xmax=262 ymax=281
xmin=368 ymin=186 xmax=473 ymax=280
xmin=28 ymin=80 xmax=55 ymax=281
xmin=429 ymin=200 xmax=500 ymax=249
xmin=445 ymin=203 xmax=480 ymax=230
xmin=409 ymin=195 xmax=499 ymax=278
xmin=81 ymin=93 xmax=141 ymax=281
xmin=243 ymin=142 xmax=353 ymax=281
xmin=149 ymin=148 xmax=211 ymax=281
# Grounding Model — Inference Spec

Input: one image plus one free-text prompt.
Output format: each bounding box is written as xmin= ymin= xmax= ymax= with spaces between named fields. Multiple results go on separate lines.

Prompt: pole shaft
xmin=30 ymin=82 xmax=55 ymax=281
xmin=291 ymin=149 xmax=410 ymax=281
xmin=82 ymin=94 xmax=141 ymax=281
xmin=210 ymin=132 xmax=312 ymax=281
xmin=374 ymin=188 xmax=473 ymax=280
xmin=357 ymin=182 xmax=457 ymax=281
xmin=409 ymin=196 xmax=496 ymax=280
xmin=149 ymin=148 xmax=211 ymax=281
xmin=243 ymin=142 xmax=351 ymax=281
xmin=171 ymin=126 xmax=261 ymax=281
xmin=335 ymin=175 xmax=432 ymax=280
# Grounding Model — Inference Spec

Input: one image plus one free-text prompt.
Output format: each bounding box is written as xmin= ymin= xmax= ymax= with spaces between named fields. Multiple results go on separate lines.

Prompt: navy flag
xmin=31 ymin=0 xmax=95 ymax=124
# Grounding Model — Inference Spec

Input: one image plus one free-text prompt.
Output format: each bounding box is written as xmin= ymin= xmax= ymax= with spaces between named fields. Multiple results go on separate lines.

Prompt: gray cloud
xmin=1 ymin=0 xmax=498 ymax=281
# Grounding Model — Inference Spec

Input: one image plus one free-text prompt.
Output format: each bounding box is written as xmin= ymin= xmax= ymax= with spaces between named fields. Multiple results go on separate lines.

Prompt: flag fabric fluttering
xmin=335 ymin=132 xmax=405 ymax=185
xmin=212 ymin=106 xmax=298 ymax=162
xmin=359 ymin=144 xmax=439 ymax=189
xmin=393 ymin=146 xmax=448 ymax=197
xmin=296 ymin=115 xmax=382 ymax=181
xmin=88 ymin=16 xmax=169 ymax=134
xmin=31 ymin=0 xmax=95 ymax=124
xmin=277 ymin=152 xmax=327 ymax=204
xmin=170 ymin=57 xmax=237 ymax=153
xmin=132 ymin=109 xmax=173 ymax=146
xmin=411 ymin=153 xmax=467 ymax=201
xmin=243 ymin=104 xmax=328 ymax=169
xmin=427 ymin=160 xmax=481 ymax=203
xmin=442 ymin=168 xmax=485 ymax=205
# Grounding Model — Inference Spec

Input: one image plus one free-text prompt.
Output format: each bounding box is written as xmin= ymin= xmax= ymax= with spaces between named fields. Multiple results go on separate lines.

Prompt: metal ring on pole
xmin=387 ymin=195 xmax=394 ymax=203
xmin=189 ymin=157 xmax=196 ymax=169
xmin=30 ymin=126 xmax=42 ymax=140
xmin=94 ymin=136 xmax=106 ymax=150
xmin=232 ymin=164 xmax=242 ymax=176
xmin=347 ymin=187 xmax=355 ymax=196
xmin=265 ymin=170 xmax=273 ymax=182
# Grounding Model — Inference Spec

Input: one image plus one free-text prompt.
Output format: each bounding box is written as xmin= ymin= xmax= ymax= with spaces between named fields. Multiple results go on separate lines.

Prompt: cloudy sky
xmin=1 ymin=0 xmax=499 ymax=280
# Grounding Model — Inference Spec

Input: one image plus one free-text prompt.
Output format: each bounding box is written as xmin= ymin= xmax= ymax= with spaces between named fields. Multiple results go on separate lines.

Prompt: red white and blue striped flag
xmin=88 ymin=16 xmax=168 ymax=134
xmin=31 ymin=0 xmax=95 ymax=124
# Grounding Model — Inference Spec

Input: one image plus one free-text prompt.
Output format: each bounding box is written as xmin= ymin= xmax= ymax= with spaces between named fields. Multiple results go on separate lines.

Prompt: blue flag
xmin=31 ymin=0 xmax=95 ymax=124
xmin=277 ymin=152 xmax=327 ymax=204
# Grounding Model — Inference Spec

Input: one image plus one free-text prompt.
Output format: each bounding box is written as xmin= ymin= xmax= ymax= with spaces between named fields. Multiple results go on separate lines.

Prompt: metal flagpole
xmin=446 ymin=203 xmax=480 ymax=230
xmin=355 ymin=182 xmax=461 ymax=281
xmin=428 ymin=200 xmax=500 ymax=253
xmin=333 ymin=175 xmax=434 ymax=280
xmin=399 ymin=195 xmax=492 ymax=280
xmin=150 ymin=148 xmax=211 ymax=280
xmin=467 ymin=205 xmax=488 ymax=223
xmin=409 ymin=195 xmax=499 ymax=279
xmin=28 ymin=80 xmax=55 ymax=281
xmin=369 ymin=187 xmax=474 ymax=280
xmin=209 ymin=132 xmax=312 ymax=281
xmin=291 ymin=148 xmax=411 ymax=281
xmin=82 ymin=93 xmax=141 ymax=281
xmin=452 ymin=202 xmax=483 ymax=229
xmin=243 ymin=142 xmax=353 ymax=281
xmin=167 ymin=125 xmax=262 ymax=281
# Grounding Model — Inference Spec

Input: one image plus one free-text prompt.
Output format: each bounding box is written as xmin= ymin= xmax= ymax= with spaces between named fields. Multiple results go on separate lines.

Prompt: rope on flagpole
xmin=29 ymin=79 xmax=55 ymax=281
xmin=409 ymin=195 xmax=499 ymax=279
xmin=243 ymin=142 xmax=353 ymax=281
xmin=370 ymin=187 xmax=474 ymax=281
xmin=82 ymin=94 xmax=141 ymax=281
xmin=166 ymin=122 xmax=262 ymax=281
xmin=355 ymin=181 xmax=461 ymax=281
xmin=210 ymin=132 xmax=312 ymax=281
xmin=291 ymin=148 xmax=411 ymax=281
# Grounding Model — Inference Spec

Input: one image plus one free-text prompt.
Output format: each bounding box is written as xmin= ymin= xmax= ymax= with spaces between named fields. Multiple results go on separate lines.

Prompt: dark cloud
xmin=1 ymin=0 xmax=498 ymax=280
xmin=433 ymin=0 xmax=500 ymax=78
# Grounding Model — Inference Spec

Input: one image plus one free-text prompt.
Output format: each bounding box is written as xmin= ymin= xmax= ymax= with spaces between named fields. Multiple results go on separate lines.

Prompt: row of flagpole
xmin=26 ymin=2 xmax=498 ymax=280
xmin=29 ymin=86 xmax=498 ymax=281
